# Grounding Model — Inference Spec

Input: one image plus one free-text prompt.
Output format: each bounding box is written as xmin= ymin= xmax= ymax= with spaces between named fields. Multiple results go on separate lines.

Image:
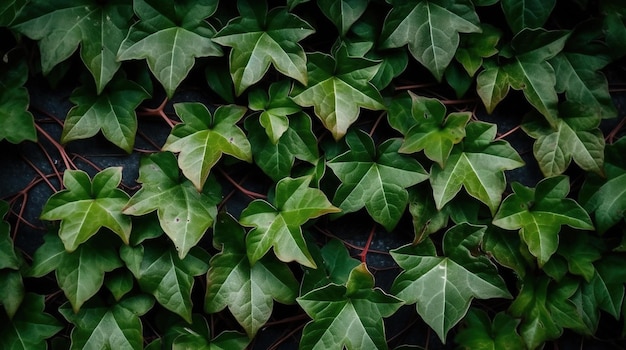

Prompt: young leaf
xmin=40 ymin=167 xmax=131 ymax=252
xmin=454 ymin=309 xmax=524 ymax=350
xmin=117 ymin=0 xmax=222 ymax=98
xmin=212 ymin=0 xmax=315 ymax=95
xmin=297 ymin=263 xmax=403 ymax=350
xmin=455 ymin=23 xmax=501 ymax=77
xmin=62 ymin=74 xmax=150 ymax=153
xmin=290 ymin=44 xmax=385 ymax=140
xmin=163 ymin=103 xmax=252 ymax=191
xmin=327 ymin=129 xmax=428 ymax=231
xmin=248 ymin=80 xmax=302 ymax=144
xmin=12 ymin=0 xmax=133 ymax=93
xmin=501 ymin=0 xmax=556 ymax=33
xmin=380 ymin=0 xmax=481 ymax=81
xmin=162 ymin=314 xmax=250 ymax=349
xmin=205 ymin=213 xmax=299 ymax=337
xmin=0 ymin=50 xmax=36 ymax=143
xmin=301 ymin=238 xmax=361 ymax=294
xmin=59 ymin=294 xmax=154 ymax=350
xmin=0 ymin=293 xmax=62 ymax=350
xmin=391 ymin=223 xmax=512 ymax=342
xmin=318 ymin=0 xmax=369 ymax=36
xmin=430 ymin=121 xmax=524 ymax=214
xmin=493 ymin=176 xmax=594 ymax=266
xmin=240 ymin=176 xmax=339 ymax=267
xmin=123 ymin=152 xmax=220 ymax=259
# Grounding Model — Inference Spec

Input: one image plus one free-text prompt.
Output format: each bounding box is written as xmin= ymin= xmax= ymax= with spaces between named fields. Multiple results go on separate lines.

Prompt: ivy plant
xmin=2 ymin=0 xmax=626 ymax=349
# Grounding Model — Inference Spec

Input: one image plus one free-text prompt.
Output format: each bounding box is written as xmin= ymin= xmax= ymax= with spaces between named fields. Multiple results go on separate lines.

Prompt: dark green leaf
xmin=163 ymin=314 xmax=250 ymax=350
xmin=455 ymin=309 xmax=524 ymax=350
xmin=501 ymin=0 xmax=556 ymax=33
xmin=0 ymin=293 xmax=62 ymax=350
xmin=0 ymin=51 xmax=36 ymax=143
xmin=318 ymin=0 xmax=369 ymax=36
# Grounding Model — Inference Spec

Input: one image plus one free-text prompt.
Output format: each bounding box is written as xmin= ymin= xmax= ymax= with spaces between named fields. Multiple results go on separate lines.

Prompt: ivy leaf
xmin=104 ymin=269 xmax=134 ymax=302
xmin=205 ymin=213 xmax=299 ymax=337
xmin=0 ymin=0 xmax=27 ymax=26
xmin=522 ymin=103 xmax=605 ymax=177
xmin=0 ymin=270 xmax=24 ymax=320
xmin=0 ymin=50 xmax=36 ymax=143
xmin=121 ymin=240 xmax=210 ymax=323
xmin=123 ymin=152 xmax=221 ymax=259
xmin=59 ymin=294 xmax=154 ymax=350
xmin=554 ymin=230 xmax=603 ymax=282
xmin=290 ymin=44 xmax=385 ymax=140
xmin=391 ymin=223 xmax=512 ymax=342
xmin=389 ymin=92 xmax=471 ymax=166
xmin=40 ymin=167 xmax=131 ymax=252
xmin=0 ymin=201 xmax=20 ymax=271
xmin=318 ymin=0 xmax=369 ymax=36
xmin=163 ymin=103 xmax=251 ymax=191
xmin=380 ymin=0 xmax=481 ymax=81
xmin=29 ymin=233 xmax=123 ymax=312
xmin=13 ymin=0 xmax=133 ymax=93
xmin=493 ymin=176 xmax=594 ymax=266
xmin=298 ymin=263 xmax=403 ymax=350
xmin=162 ymin=314 xmax=250 ymax=349
xmin=407 ymin=186 xmax=450 ymax=243
xmin=483 ymin=226 xmax=534 ymax=278
xmin=455 ymin=23 xmax=501 ymax=77
xmin=587 ymin=254 xmax=626 ymax=319
xmin=248 ymin=80 xmax=302 ymax=144
xmin=0 ymin=293 xmax=62 ymax=350
xmin=62 ymin=74 xmax=150 ymax=153
xmin=454 ymin=309 xmax=524 ymax=350
xmin=212 ymin=0 xmax=314 ymax=95
xmin=301 ymin=238 xmax=361 ymax=294
xmin=501 ymin=0 xmax=556 ymax=33
xmin=430 ymin=121 xmax=524 ymax=214
xmin=117 ymin=0 xmax=222 ymax=98
xmin=328 ymin=129 xmax=428 ymax=231
xmin=240 ymin=176 xmax=339 ymax=267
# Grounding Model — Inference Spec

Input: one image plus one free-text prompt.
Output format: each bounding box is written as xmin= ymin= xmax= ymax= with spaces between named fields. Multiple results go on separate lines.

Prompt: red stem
xmin=359 ymin=225 xmax=377 ymax=264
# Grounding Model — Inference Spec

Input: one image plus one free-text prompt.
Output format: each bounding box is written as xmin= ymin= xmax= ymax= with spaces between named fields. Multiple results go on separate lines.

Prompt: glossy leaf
xmin=12 ymin=0 xmax=133 ymax=92
xmin=380 ymin=0 xmax=481 ymax=81
xmin=493 ymin=176 xmax=594 ymax=266
xmin=0 ymin=51 xmax=36 ymax=143
xmin=205 ymin=213 xmax=299 ymax=337
xmin=455 ymin=23 xmax=501 ymax=77
xmin=301 ymin=238 xmax=361 ymax=294
xmin=482 ymin=226 xmax=534 ymax=278
xmin=391 ymin=223 xmax=511 ymax=342
xmin=298 ymin=263 xmax=403 ymax=350
xmin=454 ymin=309 xmax=524 ymax=350
xmin=40 ymin=167 xmax=131 ymax=251
xmin=430 ymin=121 xmax=524 ymax=214
xmin=0 ymin=293 xmax=62 ymax=350
xmin=0 ymin=0 xmax=27 ymax=26
xmin=318 ymin=0 xmax=369 ymax=36
xmin=555 ymin=230 xmax=603 ymax=282
xmin=163 ymin=103 xmax=252 ymax=191
xmin=240 ymin=176 xmax=339 ymax=267
xmin=212 ymin=0 xmax=314 ymax=95
xmin=291 ymin=44 xmax=385 ymax=140
xmin=501 ymin=0 xmax=556 ymax=33
xmin=121 ymin=240 xmax=210 ymax=323
xmin=104 ymin=269 xmax=134 ymax=302
xmin=123 ymin=152 xmax=220 ymax=259
xmin=117 ymin=0 xmax=222 ymax=98
xmin=162 ymin=314 xmax=249 ymax=350
xmin=248 ymin=80 xmax=302 ymax=144
xmin=328 ymin=129 xmax=428 ymax=231
xmin=62 ymin=74 xmax=150 ymax=153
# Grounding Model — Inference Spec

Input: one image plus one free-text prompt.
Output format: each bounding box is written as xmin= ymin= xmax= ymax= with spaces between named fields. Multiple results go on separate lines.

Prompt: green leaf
xmin=0 ymin=270 xmax=24 ymax=319
xmin=298 ymin=263 xmax=403 ymax=350
xmin=0 ymin=293 xmax=62 ymax=350
xmin=555 ymin=230 xmax=603 ymax=282
xmin=240 ymin=176 xmax=339 ymax=267
xmin=318 ymin=0 xmax=369 ymax=36
xmin=13 ymin=0 xmax=133 ymax=93
xmin=328 ymin=129 xmax=428 ymax=231
xmin=493 ymin=176 xmax=594 ymax=266
xmin=290 ymin=44 xmax=385 ymax=140
xmin=407 ymin=186 xmax=449 ymax=243
xmin=380 ymin=0 xmax=481 ymax=81
xmin=40 ymin=167 xmax=132 ymax=251
xmin=430 ymin=121 xmax=524 ymax=214
xmin=212 ymin=0 xmax=314 ymax=95
xmin=163 ymin=314 xmax=250 ymax=350
xmin=0 ymin=201 xmax=20 ymax=271
xmin=59 ymin=294 xmax=154 ymax=350
xmin=454 ymin=309 xmax=524 ymax=350
xmin=104 ymin=269 xmax=134 ymax=302
xmin=391 ymin=223 xmax=511 ymax=342
xmin=301 ymin=238 xmax=361 ymax=294
xmin=0 ymin=0 xmax=27 ymax=26
xmin=248 ymin=80 xmax=302 ymax=144
xmin=455 ymin=23 xmax=501 ymax=77
xmin=123 ymin=152 xmax=220 ymax=259
xmin=589 ymin=255 xmax=626 ymax=318
xmin=0 ymin=51 xmax=36 ymax=143
xmin=501 ymin=0 xmax=556 ymax=33
xmin=62 ymin=74 xmax=150 ymax=153
xmin=117 ymin=0 xmax=222 ymax=98
xmin=163 ymin=103 xmax=252 ymax=191
xmin=482 ymin=225 xmax=534 ymax=278
xmin=205 ymin=213 xmax=298 ymax=337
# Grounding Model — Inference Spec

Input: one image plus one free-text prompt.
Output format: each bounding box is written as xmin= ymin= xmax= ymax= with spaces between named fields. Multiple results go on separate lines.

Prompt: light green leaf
xmin=391 ymin=223 xmax=511 ymax=342
xmin=454 ymin=309 xmax=524 ymax=350
xmin=318 ymin=0 xmax=369 ymax=36
xmin=298 ymin=263 xmax=403 ymax=350
xmin=380 ymin=0 xmax=481 ymax=81
xmin=40 ymin=167 xmax=131 ymax=251
xmin=205 ymin=213 xmax=298 ymax=338
xmin=0 ymin=293 xmax=62 ymax=350
xmin=163 ymin=314 xmax=250 ymax=350
xmin=0 ymin=51 xmax=36 ymax=143
xmin=123 ymin=152 xmax=220 ymax=259
xmin=240 ymin=176 xmax=339 ymax=267
xmin=455 ymin=23 xmax=501 ymax=76
xmin=501 ymin=0 xmax=556 ymax=33
xmin=163 ymin=103 xmax=251 ymax=191
xmin=117 ymin=0 xmax=222 ymax=98
xmin=212 ymin=0 xmax=314 ymax=95
xmin=291 ymin=44 xmax=384 ymax=140
xmin=328 ymin=129 xmax=428 ymax=231
xmin=248 ymin=80 xmax=302 ymax=144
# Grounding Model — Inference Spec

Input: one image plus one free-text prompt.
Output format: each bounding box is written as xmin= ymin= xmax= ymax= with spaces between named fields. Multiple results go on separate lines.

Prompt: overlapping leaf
xmin=117 ymin=0 xmax=222 ymax=97
xmin=455 ymin=23 xmax=501 ymax=77
xmin=300 ymin=238 xmax=361 ymax=294
xmin=0 ymin=202 xmax=24 ymax=319
xmin=298 ymin=263 xmax=403 ymax=350
xmin=212 ymin=0 xmax=314 ymax=95
xmin=240 ymin=176 xmax=339 ymax=267
xmin=163 ymin=103 xmax=251 ymax=190
xmin=123 ymin=152 xmax=221 ymax=259
xmin=205 ymin=213 xmax=299 ymax=337
xmin=318 ymin=0 xmax=369 ymax=36
xmin=0 ymin=293 xmax=62 ymax=350
xmin=291 ymin=44 xmax=385 ymax=140
xmin=248 ymin=80 xmax=302 ymax=144
xmin=159 ymin=314 xmax=249 ymax=350
xmin=328 ymin=129 xmax=428 ymax=231
xmin=454 ymin=309 xmax=524 ymax=350
xmin=40 ymin=167 xmax=131 ymax=252
xmin=0 ymin=51 xmax=36 ymax=143
xmin=501 ymin=0 xmax=556 ymax=33
xmin=391 ymin=223 xmax=512 ymax=342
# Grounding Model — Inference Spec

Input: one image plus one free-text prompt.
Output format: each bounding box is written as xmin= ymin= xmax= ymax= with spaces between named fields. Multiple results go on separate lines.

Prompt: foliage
xmin=1 ymin=0 xmax=626 ymax=349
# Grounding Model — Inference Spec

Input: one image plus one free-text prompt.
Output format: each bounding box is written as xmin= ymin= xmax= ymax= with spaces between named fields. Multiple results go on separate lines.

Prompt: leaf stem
xmin=496 ymin=124 xmax=522 ymax=140
xmin=138 ymin=97 xmax=176 ymax=128
xmin=35 ymin=123 xmax=76 ymax=170
xmin=359 ymin=225 xmax=377 ymax=264
xmin=217 ymin=168 xmax=267 ymax=199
